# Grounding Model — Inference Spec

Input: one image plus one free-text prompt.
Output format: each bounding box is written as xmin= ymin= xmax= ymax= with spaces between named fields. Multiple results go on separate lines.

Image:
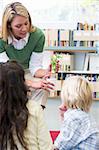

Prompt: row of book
xmin=56 ymin=72 xmax=99 ymax=81
xmin=73 ymin=41 xmax=95 ymax=47
xmin=43 ymin=29 xmax=99 ymax=47
xmin=43 ymin=29 xmax=70 ymax=47
xmin=73 ymin=30 xmax=99 ymax=47
xmin=76 ymin=22 xmax=99 ymax=31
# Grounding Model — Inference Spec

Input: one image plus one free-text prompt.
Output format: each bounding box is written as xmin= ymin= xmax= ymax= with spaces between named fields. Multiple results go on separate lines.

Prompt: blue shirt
xmin=54 ymin=109 xmax=99 ymax=150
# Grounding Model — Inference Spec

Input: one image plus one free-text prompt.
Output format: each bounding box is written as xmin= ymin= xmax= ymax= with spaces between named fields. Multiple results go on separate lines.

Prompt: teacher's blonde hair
xmin=1 ymin=2 xmax=35 ymax=41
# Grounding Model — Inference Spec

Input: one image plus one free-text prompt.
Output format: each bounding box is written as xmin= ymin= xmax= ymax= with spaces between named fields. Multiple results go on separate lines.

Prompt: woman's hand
xmin=40 ymin=79 xmax=55 ymax=91
xmin=26 ymin=79 xmax=55 ymax=91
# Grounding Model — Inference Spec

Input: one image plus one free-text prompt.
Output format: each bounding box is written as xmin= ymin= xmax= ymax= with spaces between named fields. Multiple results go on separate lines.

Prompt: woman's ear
xmin=8 ymin=25 xmax=11 ymax=29
xmin=7 ymin=21 xmax=12 ymax=30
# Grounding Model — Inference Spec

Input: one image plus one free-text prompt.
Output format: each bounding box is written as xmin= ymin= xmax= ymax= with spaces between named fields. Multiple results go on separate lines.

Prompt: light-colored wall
xmin=90 ymin=100 xmax=99 ymax=128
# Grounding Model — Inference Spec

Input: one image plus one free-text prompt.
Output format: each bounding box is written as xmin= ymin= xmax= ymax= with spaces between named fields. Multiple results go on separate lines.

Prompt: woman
xmin=0 ymin=60 xmax=53 ymax=150
xmin=0 ymin=2 xmax=54 ymax=107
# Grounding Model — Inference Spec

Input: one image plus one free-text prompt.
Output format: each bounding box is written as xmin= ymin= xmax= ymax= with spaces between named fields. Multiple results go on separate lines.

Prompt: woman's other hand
xmin=40 ymin=79 xmax=55 ymax=91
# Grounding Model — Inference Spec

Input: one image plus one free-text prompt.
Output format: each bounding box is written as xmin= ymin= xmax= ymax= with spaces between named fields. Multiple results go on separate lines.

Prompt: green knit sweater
xmin=0 ymin=28 xmax=45 ymax=69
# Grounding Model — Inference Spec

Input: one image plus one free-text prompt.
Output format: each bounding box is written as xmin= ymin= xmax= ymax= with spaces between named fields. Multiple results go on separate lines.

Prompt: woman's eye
xmin=25 ymin=22 xmax=28 ymax=26
xmin=16 ymin=25 xmax=22 ymax=28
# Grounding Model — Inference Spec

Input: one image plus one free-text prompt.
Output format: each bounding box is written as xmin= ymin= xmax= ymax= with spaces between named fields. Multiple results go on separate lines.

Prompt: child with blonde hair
xmin=54 ymin=76 xmax=99 ymax=150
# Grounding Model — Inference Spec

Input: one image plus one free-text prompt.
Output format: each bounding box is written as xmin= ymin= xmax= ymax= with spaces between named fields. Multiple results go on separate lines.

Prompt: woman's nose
xmin=21 ymin=25 xmax=27 ymax=32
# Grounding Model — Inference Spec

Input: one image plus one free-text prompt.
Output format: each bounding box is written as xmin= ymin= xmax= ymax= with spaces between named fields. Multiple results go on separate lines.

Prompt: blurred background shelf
xmin=45 ymin=46 xmax=96 ymax=53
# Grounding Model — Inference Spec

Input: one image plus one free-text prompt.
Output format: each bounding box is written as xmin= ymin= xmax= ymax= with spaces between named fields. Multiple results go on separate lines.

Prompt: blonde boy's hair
xmin=61 ymin=76 xmax=92 ymax=112
xmin=1 ymin=2 xmax=35 ymax=41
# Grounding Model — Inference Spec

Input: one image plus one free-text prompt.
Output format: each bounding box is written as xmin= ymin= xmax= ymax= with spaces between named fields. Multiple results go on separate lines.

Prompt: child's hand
xmin=59 ymin=104 xmax=67 ymax=121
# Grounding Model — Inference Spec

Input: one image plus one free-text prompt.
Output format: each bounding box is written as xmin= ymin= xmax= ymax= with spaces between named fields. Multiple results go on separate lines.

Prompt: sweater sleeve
xmin=33 ymin=33 xmax=45 ymax=53
xmin=29 ymin=52 xmax=43 ymax=76
xmin=0 ymin=40 xmax=9 ymax=62
xmin=0 ymin=39 xmax=6 ymax=53
xmin=29 ymin=30 xmax=45 ymax=75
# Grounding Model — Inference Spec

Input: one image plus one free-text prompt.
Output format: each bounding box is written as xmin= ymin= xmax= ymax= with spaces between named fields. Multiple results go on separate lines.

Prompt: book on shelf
xmin=48 ymin=29 xmax=58 ymax=46
xmin=59 ymin=29 xmax=69 ymax=46
xmin=83 ymin=53 xmax=99 ymax=71
xmin=42 ymin=29 xmax=58 ymax=47
xmin=94 ymin=23 xmax=99 ymax=31
xmin=77 ymin=22 xmax=84 ymax=30
xmin=83 ymin=53 xmax=90 ymax=71
xmin=89 ymin=54 xmax=99 ymax=71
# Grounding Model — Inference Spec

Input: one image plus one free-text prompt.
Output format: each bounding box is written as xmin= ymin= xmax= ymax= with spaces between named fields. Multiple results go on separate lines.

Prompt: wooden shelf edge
xmin=48 ymin=96 xmax=99 ymax=101
xmin=45 ymin=46 xmax=96 ymax=53
xmin=48 ymin=96 xmax=60 ymax=99
xmin=93 ymin=98 xmax=99 ymax=101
